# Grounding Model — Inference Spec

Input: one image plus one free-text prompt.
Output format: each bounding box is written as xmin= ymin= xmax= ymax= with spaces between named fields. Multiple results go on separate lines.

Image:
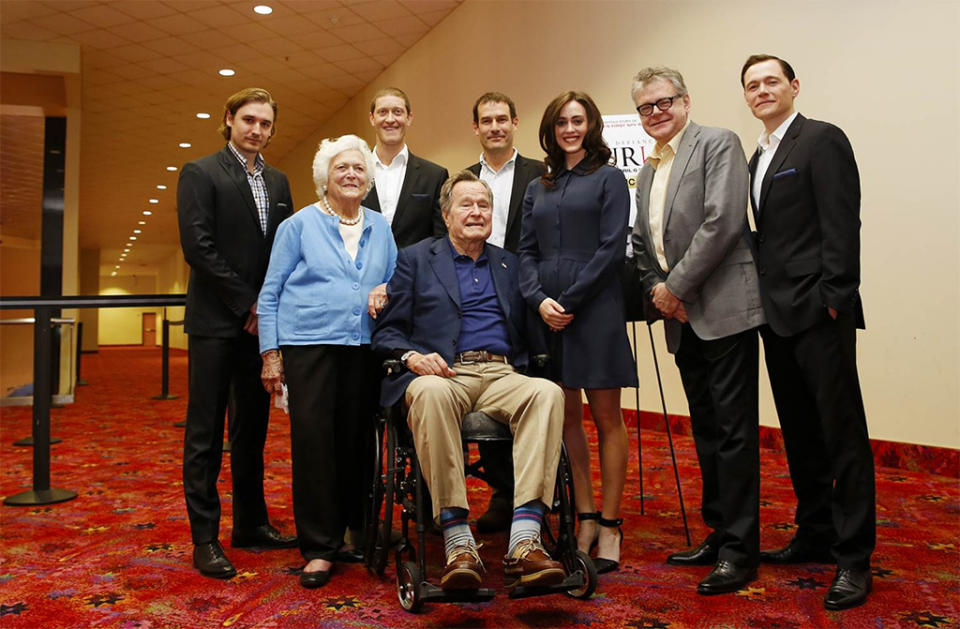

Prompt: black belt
xmin=454 ymin=350 xmax=508 ymax=364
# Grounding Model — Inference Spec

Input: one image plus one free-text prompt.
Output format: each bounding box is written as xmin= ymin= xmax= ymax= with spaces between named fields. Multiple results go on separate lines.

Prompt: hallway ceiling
xmin=0 ymin=0 xmax=459 ymax=274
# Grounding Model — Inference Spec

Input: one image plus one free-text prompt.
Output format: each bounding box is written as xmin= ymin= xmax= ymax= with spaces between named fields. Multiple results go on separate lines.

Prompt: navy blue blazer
xmin=371 ymin=237 xmax=529 ymax=407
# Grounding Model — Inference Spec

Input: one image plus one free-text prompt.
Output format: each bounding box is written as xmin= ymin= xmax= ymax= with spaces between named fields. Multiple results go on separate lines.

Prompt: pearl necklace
xmin=321 ymin=195 xmax=362 ymax=226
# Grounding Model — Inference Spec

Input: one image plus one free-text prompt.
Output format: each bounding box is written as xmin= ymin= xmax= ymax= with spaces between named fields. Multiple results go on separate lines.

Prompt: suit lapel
xmin=748 ymin=149 xmax=760 ymax=225
xmin=428 ymin=238 xmax=461 ymax=308
xmin=392 ymin=153 xmax=420 ymax=230
xmin=759 ymin=114 xmax=804 ymax=212
xmin=218 ymin=148 xmax=262 ymax=233
xmin=635 ymin=165 xmax=665 ymax=278
xmin=662 ymin=123 xmax=700 ymax=229
xmin=363 ymin=184 xmax=381 ymax=213
xmin=505 ymin=157 xmax=529 ymax=243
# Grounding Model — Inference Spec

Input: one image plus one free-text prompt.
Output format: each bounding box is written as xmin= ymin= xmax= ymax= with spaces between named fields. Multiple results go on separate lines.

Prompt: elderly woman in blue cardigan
xmin=258 ymin=134 xmax=397 ymax=588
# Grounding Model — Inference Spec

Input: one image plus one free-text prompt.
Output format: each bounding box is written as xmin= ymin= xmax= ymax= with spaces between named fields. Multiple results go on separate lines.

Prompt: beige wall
xmin=98 ymin=275 xmax=160 ymax=346
xmin=155 ymin=250 xmax=189 ymax=351
xmin=277 ymin=0 xmax=960 ymax=449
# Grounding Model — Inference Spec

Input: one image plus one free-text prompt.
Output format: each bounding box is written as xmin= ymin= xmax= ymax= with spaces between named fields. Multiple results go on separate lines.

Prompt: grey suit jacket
xmin=631 ymin=122 xmax=764 ymax=353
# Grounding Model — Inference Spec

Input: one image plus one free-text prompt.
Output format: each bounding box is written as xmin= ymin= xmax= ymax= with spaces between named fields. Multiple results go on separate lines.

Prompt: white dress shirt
xmin=373 ymin=144 xmax=409 ymax=226
xmin=478 ymin=148 xmax=518 ymax=248
xmin=752 ymin=111 xmax=798 ymax=209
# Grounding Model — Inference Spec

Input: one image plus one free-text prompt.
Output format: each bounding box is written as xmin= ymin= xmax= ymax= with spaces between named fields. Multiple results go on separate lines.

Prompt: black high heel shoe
xmin=593 ymin=516 xmax=623 ymax=574
xmin=577 ymin=511 xmax=600 ymax=553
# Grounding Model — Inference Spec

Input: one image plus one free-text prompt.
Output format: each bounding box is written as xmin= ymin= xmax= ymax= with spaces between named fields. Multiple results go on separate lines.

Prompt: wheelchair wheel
xmin=565 ymin=550 xmax=598 ymax=599
xmin=365 ymin=415 xmax=396 ymax=576
xmin=397 ymin=560 xmax=423 ymax=613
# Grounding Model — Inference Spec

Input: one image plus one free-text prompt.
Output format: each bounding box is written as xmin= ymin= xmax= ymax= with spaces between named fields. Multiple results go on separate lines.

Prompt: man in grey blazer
xmin=630 ymin=67 xmax=765 ymax=595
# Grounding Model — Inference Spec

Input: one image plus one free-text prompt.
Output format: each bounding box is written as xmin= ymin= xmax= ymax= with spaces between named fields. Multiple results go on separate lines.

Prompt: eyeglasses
xmin=636 ymin=95 xmax=682 ymax=117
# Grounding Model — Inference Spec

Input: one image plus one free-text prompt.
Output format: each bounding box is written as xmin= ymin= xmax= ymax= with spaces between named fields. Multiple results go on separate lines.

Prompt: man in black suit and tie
xmin=741 ymin=55 xmax=875 ymax=610
xmin=178 ymin=88 xmax=296 ymax=579
xmin=365 ymin=87 xmax=449 ymax=248
xmin=465 ymin=92 xmax=547 ymax=532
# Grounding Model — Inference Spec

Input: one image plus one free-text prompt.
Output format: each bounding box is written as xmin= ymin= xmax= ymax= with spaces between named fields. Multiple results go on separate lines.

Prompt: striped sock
xmin=440 ymin=507 xmax=474 ymax=557
xmin=508 ymin=500 xmax=545 ymax=555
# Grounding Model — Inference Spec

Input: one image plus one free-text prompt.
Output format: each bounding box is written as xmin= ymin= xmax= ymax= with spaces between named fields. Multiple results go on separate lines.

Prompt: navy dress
xmin=518 ymin=163 xmax=638 ymax=389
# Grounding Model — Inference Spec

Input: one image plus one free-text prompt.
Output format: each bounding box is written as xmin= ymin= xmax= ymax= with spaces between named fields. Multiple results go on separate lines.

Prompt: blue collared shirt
xmin=258 ymin=204 xmax=398 ymax=352
xmin=450 ymin=240 xmax=511 ymax=356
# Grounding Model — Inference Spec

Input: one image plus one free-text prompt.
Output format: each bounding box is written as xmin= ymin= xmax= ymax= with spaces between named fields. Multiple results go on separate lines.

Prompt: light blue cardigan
xmin=258 ymin=203 xmax=397 ymax=353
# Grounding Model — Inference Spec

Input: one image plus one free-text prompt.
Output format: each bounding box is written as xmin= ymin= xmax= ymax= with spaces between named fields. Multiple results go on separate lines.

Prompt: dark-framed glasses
xmin=636 ymin=95 xmax=682 ymax=117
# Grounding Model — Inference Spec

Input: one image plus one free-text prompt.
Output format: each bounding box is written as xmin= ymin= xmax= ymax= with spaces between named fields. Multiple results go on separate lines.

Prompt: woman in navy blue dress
xmin=518 ymin=91 xmax=637 ymax=574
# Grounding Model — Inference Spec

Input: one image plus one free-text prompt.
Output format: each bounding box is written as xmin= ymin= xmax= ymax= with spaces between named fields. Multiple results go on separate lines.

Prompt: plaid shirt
xmin=227 ymin=142 xmax=270 ymax=235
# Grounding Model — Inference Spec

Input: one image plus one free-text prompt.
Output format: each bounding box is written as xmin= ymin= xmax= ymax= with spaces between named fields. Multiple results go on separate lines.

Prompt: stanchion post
xmin=153 ymin=318 xmax=178 ymax=400
xmin=76 ymin=320 xmax=87 ymax=386
xmin=5 ymin=306 xmax=78 ymax=505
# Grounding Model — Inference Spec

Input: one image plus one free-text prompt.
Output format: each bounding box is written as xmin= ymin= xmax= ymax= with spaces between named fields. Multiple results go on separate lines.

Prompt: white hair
xmin=311 ymin=134 xmax=376 ymax=199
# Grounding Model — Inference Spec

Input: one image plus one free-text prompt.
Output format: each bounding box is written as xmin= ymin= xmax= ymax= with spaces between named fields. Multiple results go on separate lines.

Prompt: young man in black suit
xmin=365 ymin=87 xmax=449 ymax=248
xmin=464 ymin=92 xmax=547 ymax=533
xmin=741 ymin=55 xmax=875 ymax=610
xmin=178 ymin=87 xmax=296 ymax=579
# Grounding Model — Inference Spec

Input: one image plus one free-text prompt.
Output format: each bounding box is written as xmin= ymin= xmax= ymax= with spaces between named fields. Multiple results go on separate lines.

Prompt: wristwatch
xmin=400 ymin=350 xmax=416 ymax=366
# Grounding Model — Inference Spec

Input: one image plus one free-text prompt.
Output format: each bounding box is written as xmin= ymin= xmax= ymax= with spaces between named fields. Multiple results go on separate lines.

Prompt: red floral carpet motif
xmin=1 ymin=347 xmax=958 ymax=628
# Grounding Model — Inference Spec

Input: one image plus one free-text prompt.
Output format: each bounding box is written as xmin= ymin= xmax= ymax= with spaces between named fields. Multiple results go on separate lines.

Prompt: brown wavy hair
xmin=538 ymin=91 xmax=610 ymax=188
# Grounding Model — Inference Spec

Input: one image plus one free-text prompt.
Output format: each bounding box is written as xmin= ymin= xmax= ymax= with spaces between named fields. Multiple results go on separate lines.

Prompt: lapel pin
xmin=501 ymin=261 xmax=507 ymax=269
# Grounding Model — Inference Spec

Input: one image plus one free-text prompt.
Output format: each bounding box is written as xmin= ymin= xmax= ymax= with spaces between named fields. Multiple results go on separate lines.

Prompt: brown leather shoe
xmin=503 ymin=536 xmax=565 ymax=588
xmin=440 ymin=542 xmax=484 ymax=590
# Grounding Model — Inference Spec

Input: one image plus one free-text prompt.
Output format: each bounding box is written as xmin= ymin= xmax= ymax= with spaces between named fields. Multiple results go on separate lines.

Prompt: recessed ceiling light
xmin=218 ymin=68 xmax=236 ymax=77
xmin=129 ymin=236 xmax=137 ymax=241
xmin=111 ymin=271 xmax=117 ymax=276
xmin=156 ymin=184 xmax=167 ymax=190
xmin=133 ymin=229 xmax=142 ymax=234
xmin=179 ymin=142 xmax=191 ymax=148
xmin=138 ymin=220 xmax=146 ymax=225
xmin=149 ymin=199 xmax=159 ymax=204
xmin=253 ymin=5 xmax=272 ymax=15
xmin=115 ymin=265 xmax=120 ymax=269
xmin=166 ymin=166 xmax=177 ymax=171
xmin=196 ymin=112 xmax=211 ymax=119
xmin=123 ymin=248 xmax=130 ymax=253
xmin=142 ymin=210 xmax=152 ymax=216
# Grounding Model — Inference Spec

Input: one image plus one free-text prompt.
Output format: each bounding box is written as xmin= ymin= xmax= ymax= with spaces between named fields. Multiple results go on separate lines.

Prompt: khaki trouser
xmin=405 ymin=362 xmax=564 ymax=518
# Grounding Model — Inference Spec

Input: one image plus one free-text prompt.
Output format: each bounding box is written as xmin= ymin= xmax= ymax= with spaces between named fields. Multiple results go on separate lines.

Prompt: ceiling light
xmin=138 ymin=220 xmax=146 ymax=225
xmin=149 ymin=199 xmax=158 ymax=204
xmin=196 ymin=112 xmax=211 ymax=119
xmin=129 ymin=236 xmax=137 ymax=241
xmin=218 ymin=68 xmax=236 ymax=77
xmin=253 ymin=5 xmax=273 ymax=15
xmin=156 ymin=184 xmax=167 ymax=190
xmin=115 ymin=265 xmax=120 ymax=269
xmin=166 ymin=166 xmax=177 ymax=171
xmin=123 ymin=248 xmax=130 ymax=253
xmin=142 ymin=210 xmax=152 ymax=216
xmin=111 ymin=271 xmax=117 ymax=276
xmin=178 ymin=142 xmax=191 ymax=148
xmin=133 ymin=229 xmax=142 ymax=234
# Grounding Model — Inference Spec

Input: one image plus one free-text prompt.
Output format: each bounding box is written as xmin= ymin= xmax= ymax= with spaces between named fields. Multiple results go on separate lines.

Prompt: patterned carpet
xmin=1 ymin=346 xmax=957 ymax=628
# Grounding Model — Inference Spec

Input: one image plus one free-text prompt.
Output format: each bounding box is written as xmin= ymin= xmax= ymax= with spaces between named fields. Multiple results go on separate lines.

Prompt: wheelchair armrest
xmin=382 ymin=358 xmax=405 ymax=376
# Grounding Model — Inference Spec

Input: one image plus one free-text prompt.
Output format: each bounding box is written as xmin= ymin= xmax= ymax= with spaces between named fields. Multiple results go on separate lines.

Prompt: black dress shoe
xmin=193 ymin=541 xmax=237 ymax=579
xmin=824 ymin=568 xmax=871 ymax=610
xmin=667 ymin=539 xmax=719 ymax=566
xmin=231 ymin=524 xmax=297 ymax=549
xmin=335 ymin=547 xmax=365 ymax=563
xmin=300 ymin=566 xmax=332 ymax=589
xmin=697 ymin=560 xmax=757 ymax=595
xmin=760 ymin=538 xmax=834 ymax=564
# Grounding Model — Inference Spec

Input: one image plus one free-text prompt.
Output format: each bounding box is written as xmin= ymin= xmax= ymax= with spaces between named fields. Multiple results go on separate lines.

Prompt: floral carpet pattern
xmin=1 ymin=347 xmax=958 ymax=628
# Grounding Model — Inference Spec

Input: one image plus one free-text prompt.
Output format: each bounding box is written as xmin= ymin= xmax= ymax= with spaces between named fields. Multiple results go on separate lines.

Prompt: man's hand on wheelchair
xmin=406 ymin=351 xmax=457 ymax=378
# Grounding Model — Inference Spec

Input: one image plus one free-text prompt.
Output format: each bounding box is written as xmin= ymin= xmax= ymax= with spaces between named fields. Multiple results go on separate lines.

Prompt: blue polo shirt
xmin=450 ymin=240 xmax=511 ymax=356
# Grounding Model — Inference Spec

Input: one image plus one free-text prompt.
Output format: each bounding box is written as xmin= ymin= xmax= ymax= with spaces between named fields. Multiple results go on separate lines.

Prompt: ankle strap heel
xmin=577 ymin=511 xmax=601 ymax=522
xmin=594 ymin=517 xmax=624 ymax=575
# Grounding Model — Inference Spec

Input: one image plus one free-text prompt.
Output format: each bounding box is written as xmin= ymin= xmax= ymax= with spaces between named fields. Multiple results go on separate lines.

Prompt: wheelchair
xmin=364 ymin=363 xmax=598 ymax=613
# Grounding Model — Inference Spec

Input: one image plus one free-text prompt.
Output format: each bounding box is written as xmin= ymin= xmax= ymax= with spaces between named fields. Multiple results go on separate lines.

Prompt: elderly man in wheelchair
xmin=371 ymin=170 xmax=568 ymax=592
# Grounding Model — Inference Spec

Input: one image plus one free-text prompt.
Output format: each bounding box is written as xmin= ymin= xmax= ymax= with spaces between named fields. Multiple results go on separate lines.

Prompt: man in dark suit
xmin=372 ymin=171 xmax=566 ymax=591
xmin=365 ymin=87 xmax=449 ymax=248
xmin=741 ymin=54 xmax=875 ymax=610
xmin=631 ymin=66 xmax=765 ymax=595
xmin=465 ymin=92 xmax=547 ymax=533
xmin=178 ymin=88 xmax=296 ymax=579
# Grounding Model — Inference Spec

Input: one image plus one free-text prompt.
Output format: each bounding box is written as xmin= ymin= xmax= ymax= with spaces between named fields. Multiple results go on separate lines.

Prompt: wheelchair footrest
xmin=419 ymin=583 xmax=497 ymax=604
xmin=507 ymin=572 xmax=586 ymax=599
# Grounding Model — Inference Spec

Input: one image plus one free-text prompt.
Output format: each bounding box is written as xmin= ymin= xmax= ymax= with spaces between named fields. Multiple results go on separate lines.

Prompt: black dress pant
xmin=282 ymin=344 xmax=378 ymax=562
xmin=675 ymin=324 xmax=760 ymax=567
xmin=183 ymin=333 xmax=270 ymax=545
xmin=761 ymin=313 xmax=875 ymax=570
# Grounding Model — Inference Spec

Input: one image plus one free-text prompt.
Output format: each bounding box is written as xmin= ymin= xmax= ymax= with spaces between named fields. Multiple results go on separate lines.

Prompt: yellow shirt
xmin=646 ymin=120 xmax=691 ymax=272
